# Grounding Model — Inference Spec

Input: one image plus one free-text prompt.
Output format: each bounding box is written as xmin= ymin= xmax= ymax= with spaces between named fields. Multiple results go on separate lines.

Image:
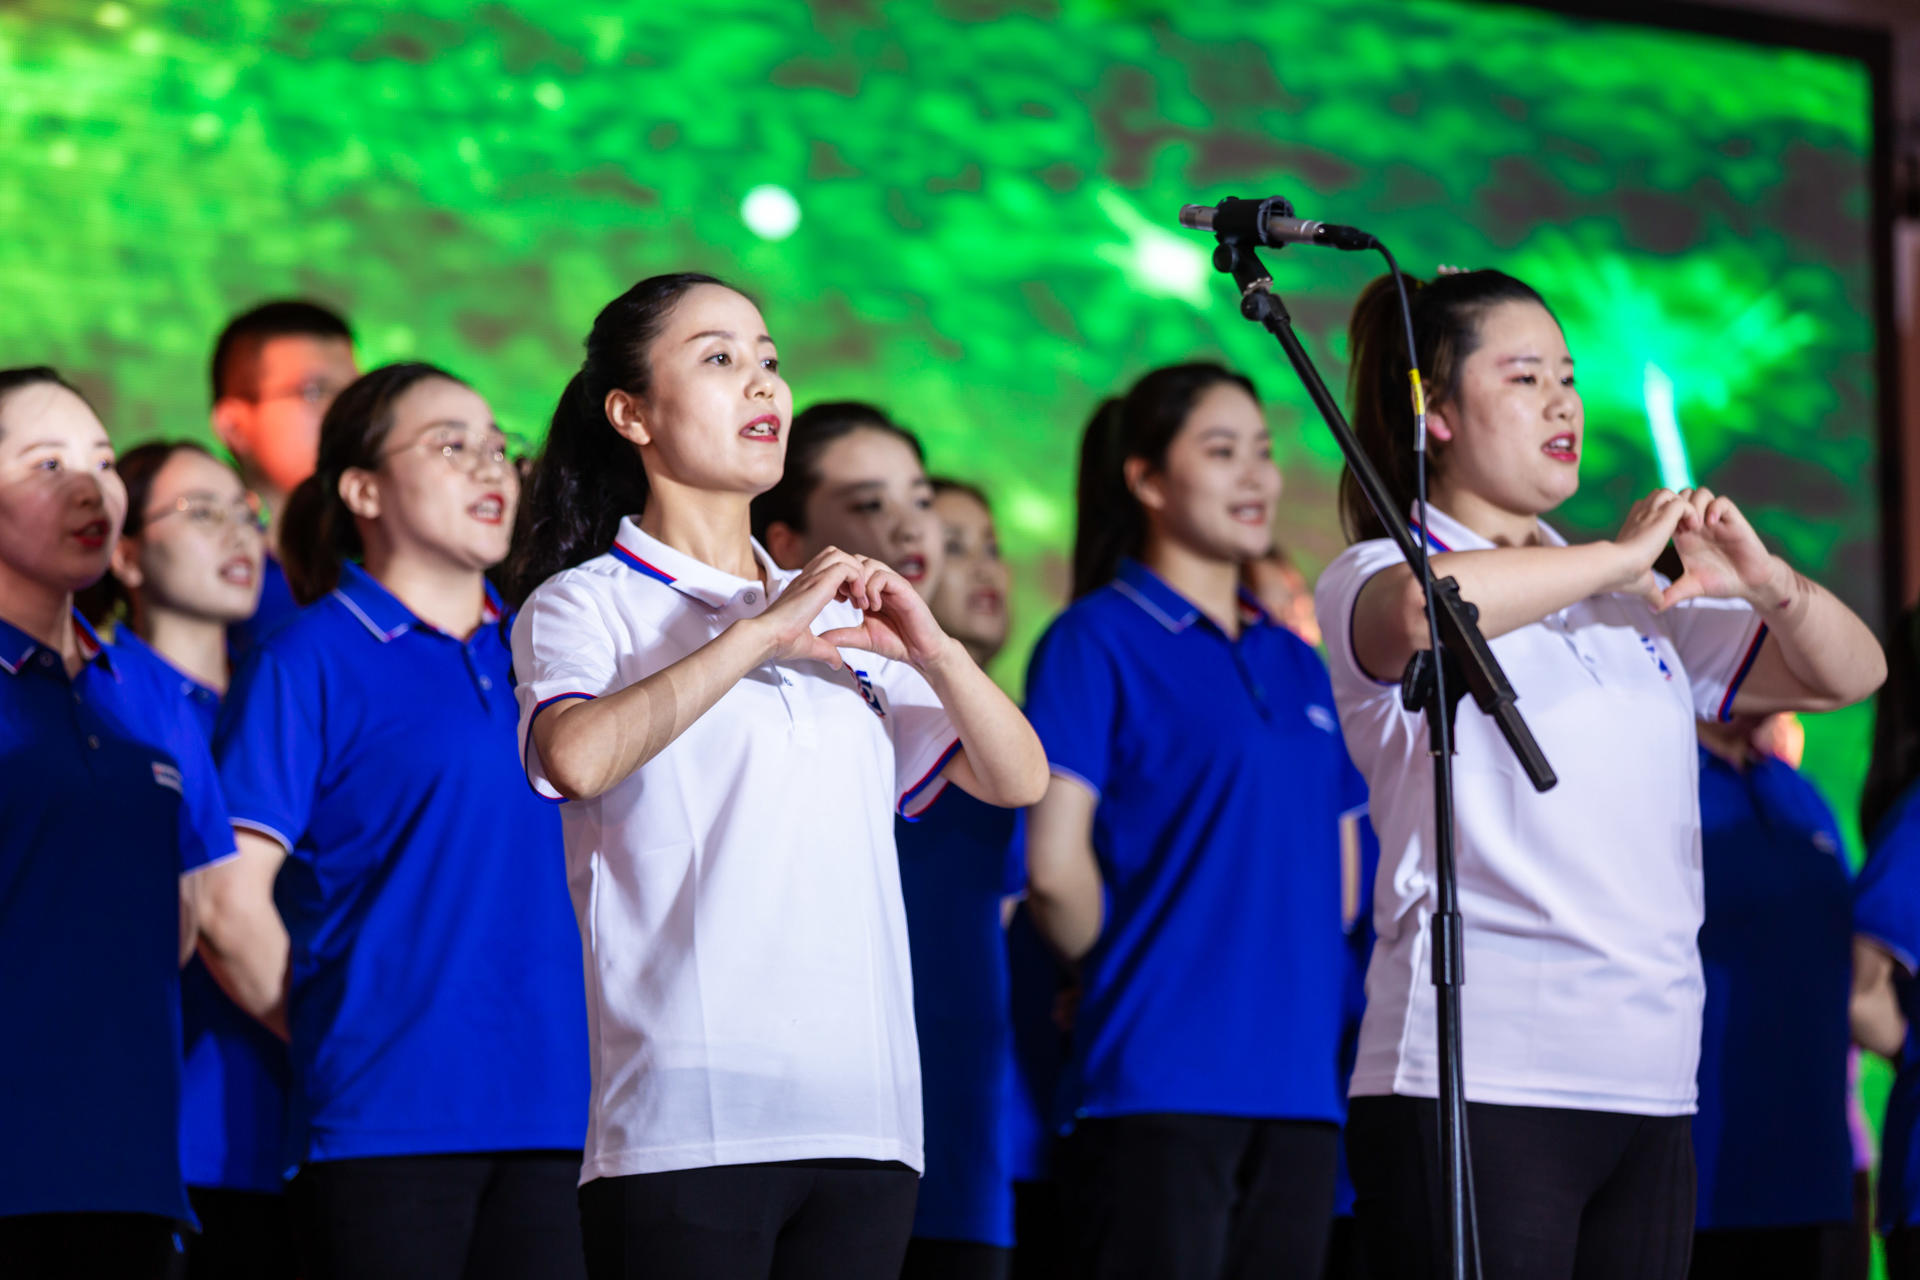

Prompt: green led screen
xmin=0 ymin=0 xmax=1879 ymax=828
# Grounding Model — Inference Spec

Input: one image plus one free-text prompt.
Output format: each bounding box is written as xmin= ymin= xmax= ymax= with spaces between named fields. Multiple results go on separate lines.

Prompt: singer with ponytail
xmin=1021 ymin=362 xmax=1370 ymax=1280
xmin=194 ymin=363 xmax=589 ymax=1280
xmin=504 ymin=274 xmax=1045 ymax=1280
xmin=1317 ymin=270 xmax=1883 ymax=1279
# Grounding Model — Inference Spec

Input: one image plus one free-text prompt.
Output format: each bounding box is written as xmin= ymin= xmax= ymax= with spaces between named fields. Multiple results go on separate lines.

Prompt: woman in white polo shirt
xmin=502 ymin=273 xmax=1048 ymax=1280
xmin=1316 ymin=268 xmax=1882 ymax=1280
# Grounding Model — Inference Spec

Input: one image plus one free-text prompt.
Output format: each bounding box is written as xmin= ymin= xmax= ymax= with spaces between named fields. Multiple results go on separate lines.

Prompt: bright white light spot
xmin=1092 ymin=188 xmax=1214 ymax=308
xmin=1642 ymin=362 xmax=1693 ymax=491
xmin=533 ymin=82 xmax=565 ymax=111
xmin=95 ymin=3 xmax=129 ymax=28
xmin=741 ymin=185 xmax=801 ymax=241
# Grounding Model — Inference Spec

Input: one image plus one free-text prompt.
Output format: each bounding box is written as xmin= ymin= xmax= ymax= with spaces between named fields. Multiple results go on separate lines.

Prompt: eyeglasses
xmin=144 ymin=496 xmax=267 ymax=534
xmin=250 ymin=379 xmax=342 ymax=408
xmin=381 ymin=433 xmax=512 ymax=476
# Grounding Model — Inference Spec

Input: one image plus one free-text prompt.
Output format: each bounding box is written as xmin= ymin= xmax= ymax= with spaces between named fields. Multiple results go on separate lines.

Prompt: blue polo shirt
xmin=1854 ymin=779 xmax=1920 ymax=1230
xmin=0 ymin=611 xmax=233 ymax=1223
xmin=1023 ymin=559 xmax=1366 ymax=1123
xmin=115 ymin=629 xmax=292 ymax=1194
xmin=1693 ymin=746 xmax=1853 ymax=1230
xmin=214 ymin=563 xmax=588 ymax=1164
xmin=227 ymin=551 xmax=298 ymax=665
xmin=895 ymin=790 xmax=1018 ymax=1246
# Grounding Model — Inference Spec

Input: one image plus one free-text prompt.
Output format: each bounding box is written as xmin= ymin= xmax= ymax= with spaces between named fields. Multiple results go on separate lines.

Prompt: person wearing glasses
xmin=77 ymin=441 xmax=294 ymax=1278
xmin=207 ymin=300 xmax=359 ymax=656
xmin=193 ymin=364 xmax=590 ymax=1280
xmin=0 ymin=368 xmax=237 ymax=1278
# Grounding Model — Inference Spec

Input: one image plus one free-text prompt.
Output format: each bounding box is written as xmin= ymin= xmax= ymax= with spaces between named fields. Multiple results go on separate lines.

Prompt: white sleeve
xmin=1315 ymin=537 xmax=1416 ymax=709
xmin=511 ymin=574 xmax=623 ymax=802
xmin=1657 ymin=594 xmax=1767 ymax=723
xmin=866 ymin=655 xmax=961 ymax=820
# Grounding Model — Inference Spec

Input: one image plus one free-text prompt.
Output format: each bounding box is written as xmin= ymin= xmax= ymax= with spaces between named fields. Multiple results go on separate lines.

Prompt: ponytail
xmin=281 ymin=361 xmax=466 ymax=605
xmin=1340 ymin=268 xmax=1553 ymax=544
xmin=1069 ymin=362 xmax=1257 ymax=600
xmin=503 ymin=272 xmax=736 ymax=608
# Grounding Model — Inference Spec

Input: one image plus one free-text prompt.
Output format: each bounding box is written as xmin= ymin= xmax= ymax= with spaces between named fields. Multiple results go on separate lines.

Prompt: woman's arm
xmin=818 ymin=559 xmax=1047 ymax=810
xmin=533 ymin=548 xmax=871 ymax=802
xmin=195 ymin=831 xmax=292 ymax=1040
xmin=1024 ymin=775 xmax=1104 ymax=962
xmin=1351 ymin=489 xmax=1693 ymax=684
xmin=1851 ymin=935 xmax=1907 ymax=1060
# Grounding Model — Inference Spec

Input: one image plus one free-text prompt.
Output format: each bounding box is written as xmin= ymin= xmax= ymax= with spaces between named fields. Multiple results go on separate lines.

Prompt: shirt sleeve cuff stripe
xmin=899 ymin=738 xmax=963 ymax=819
xmin=1716 ymin=621 xmax=1770 ymax=722
xmin=1047 ymin=763 xmax=1102 ymax=802
xmin=230 ymin=817 xmax=294 ymax=852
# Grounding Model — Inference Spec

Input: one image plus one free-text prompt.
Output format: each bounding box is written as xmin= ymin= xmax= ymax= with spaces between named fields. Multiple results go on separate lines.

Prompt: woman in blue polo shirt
xmin=192 ymin=362 xmax=589 ymax=1280
xmin=83 ymin=439 xmax=298 ymax=1279
xmin=1022 ymin=362 xmax=1368 ymax=1279
xmin=1852 ymin=609 xmax=1920 ymax=1278
xmin=1691 ymin=713 xmax=1853 ymax=1279
xmin=0 ymin=367 xmax=236 ymax=1278
xmin=753 ymin=408 xmax=1020 ymax=1280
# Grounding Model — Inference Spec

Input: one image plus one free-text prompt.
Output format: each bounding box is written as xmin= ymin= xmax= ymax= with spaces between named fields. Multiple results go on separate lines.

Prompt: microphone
xmin=1178 ymin=196 xmax=1376 ymax=251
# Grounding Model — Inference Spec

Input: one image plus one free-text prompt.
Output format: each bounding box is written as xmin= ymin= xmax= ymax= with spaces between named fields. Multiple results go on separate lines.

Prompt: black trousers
xmin=902 ymin=1237 xmax=1013 ymax=1280
xmin=1689 ymin=1224 xmax=1856 ymax=1280
xmin=0 ymin=1211 xmax=179 ymax=1280
xmin=292 ymin=1149 xmax=586 ymax=1280
xmin=1880 ymin=1227 xmax=1920 ymax=1279
xmin=1346 ymin=1094 xmax=1695 ymax=1280
xmin=578 ymin=1158 xmax=919 ymax=1280
xmin=1010 ymin=1178 xmax=1069 ymax=1280
xmin=1060 ymin=1113 xmax=1340 ymax=1280
xmin=179 ymin=1187 xmax=296 ymax=1280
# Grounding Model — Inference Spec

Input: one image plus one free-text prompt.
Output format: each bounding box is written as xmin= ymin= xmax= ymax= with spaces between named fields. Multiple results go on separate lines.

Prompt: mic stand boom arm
xmin=1205 ymin=230 xmax=1555 ymax=1280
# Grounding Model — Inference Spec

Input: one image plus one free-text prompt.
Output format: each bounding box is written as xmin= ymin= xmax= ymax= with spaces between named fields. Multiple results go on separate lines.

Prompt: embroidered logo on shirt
xmin=1306 ymin=704 xmax=1339 ymax=735
xmin=151 ymin=761 xmax=183 ymax=793
xmin=851 ymin=669 xmax=887 ymax=719
xmin=1812 ymin=831 xmax=1839 ymax=857
xmin=1638 ymin=634 xmax=1675 ymax=680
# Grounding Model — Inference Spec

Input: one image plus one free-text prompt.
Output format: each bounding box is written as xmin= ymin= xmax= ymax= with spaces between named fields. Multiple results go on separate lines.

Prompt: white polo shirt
xmin=512 ymin=519 xmax=961 ymax=1181
xmin=1316 ymin=505 xmax=1767 ymax=1116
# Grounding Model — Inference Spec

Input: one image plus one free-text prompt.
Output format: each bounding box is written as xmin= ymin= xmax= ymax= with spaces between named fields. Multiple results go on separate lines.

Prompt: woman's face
xmin=631 ymin=284 xmax=792 ymax=499
xmin=1135 ymin=381 xmax=1281 ymax=566
xmin=354 ymin=378 xmax=518 ymax=574
xmin=927 ymin=488 xmax=1009 ymax=661
xmin=1432 ymin=300 xmax=1583 ymax=518
xmin=788 ymin=428 xmax=943 ymax=596
xmin=118 ymin=449 xmax=264 ymax=625
xmin=0 ymin=382 xmax=125 ymax=596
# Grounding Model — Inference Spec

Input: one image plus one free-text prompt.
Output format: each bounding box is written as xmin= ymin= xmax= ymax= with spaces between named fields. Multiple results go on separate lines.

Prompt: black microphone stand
xmin=1199 ymin=203 xmax=1557 ymax=1280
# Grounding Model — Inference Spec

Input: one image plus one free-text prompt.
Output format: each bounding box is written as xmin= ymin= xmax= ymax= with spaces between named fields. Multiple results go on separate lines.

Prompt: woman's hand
xmin=817 ymin=555 xmax=956 ymax=670
xmin=750 ymin=547 xmax=872 ymax=668
xmin=1661 ymin=488 xmax=1782 ymax=611
xmin=1607 ymin=488 xmax=1695 ymax=607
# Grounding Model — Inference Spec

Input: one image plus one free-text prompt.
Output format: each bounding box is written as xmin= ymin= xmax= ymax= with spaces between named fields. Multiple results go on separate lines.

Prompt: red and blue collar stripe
xmin=1411 ymin=520 xmax=1453 ymax=553
xmin=611 ymin=540 xmax=676 ymax=586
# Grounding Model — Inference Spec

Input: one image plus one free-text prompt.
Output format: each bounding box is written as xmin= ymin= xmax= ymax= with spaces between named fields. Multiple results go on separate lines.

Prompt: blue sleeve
xmin=1022 ymin=610 xmax=1119 ymax=799
xmin=214 ymin=643 xmax=323 ymax=851
xmin=1856 ymin=791 xmax=1920 ymax=973
xmin=1003 ymin=808 xmax=1029 ymax=897
xmin=171 ymin=705 xmax=235 ymax=873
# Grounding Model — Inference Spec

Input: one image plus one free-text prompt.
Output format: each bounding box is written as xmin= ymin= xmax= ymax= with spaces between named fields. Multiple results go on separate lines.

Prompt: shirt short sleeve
xmin=214 ymin=644 xmax=324 ymax=851
xmin=866 ymin=655 xmax=960 ymax=820
xmin=1315 ymin=537 xmax=1415 ymax=707
xmin=171 ymin=707 xmax=236 ymax=874
xmin=511 ymin=574 xmax=624 ymax=802
xmin=1658 ymin=595 xmax=1767 ymax=723
xmin=1022 ymin=609 xmax=1120 ymax=800
xmin=1856 ymin=787 xmax=1920 ymax=975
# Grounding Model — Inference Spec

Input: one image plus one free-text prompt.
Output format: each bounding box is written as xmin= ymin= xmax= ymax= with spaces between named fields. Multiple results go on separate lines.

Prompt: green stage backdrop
xmin=0 ymin=0 xmax=1887 ymax=1184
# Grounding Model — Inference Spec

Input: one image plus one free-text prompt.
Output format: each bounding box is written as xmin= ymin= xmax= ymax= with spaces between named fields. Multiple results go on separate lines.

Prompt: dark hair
xmin=76 ymin=440 xmax=222 ymax=626
xmin=1341 ymin=269 xmax=1555 ymax=544
xmin=930 ymin=475 xmax=992 ymax=514
xmin=279 ymin=362 xmax=466 ymax=605
xmin=749 ymin=401 xmax=925 ymax=545
xmin=1070 ymin=362 xmax=1256 ymax=600
xmin=0 ymin=366 xmax=91 ymax=435
xmin=1862 ymin=607 xmax=1920 ymax=840
xmin=210 ymin=300 xmax=353 ymax=404
xmin=503 ymin=273 xmax=738 ymax=607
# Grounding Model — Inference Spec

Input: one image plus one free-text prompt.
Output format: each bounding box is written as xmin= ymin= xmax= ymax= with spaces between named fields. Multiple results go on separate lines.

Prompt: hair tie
xmin=1435 ymin=263 xmax=1468 ymax=277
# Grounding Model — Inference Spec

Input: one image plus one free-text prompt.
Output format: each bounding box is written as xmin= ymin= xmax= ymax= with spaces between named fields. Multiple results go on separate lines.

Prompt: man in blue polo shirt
xmin=0 ymin=612 xmax=236 ymax=1275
